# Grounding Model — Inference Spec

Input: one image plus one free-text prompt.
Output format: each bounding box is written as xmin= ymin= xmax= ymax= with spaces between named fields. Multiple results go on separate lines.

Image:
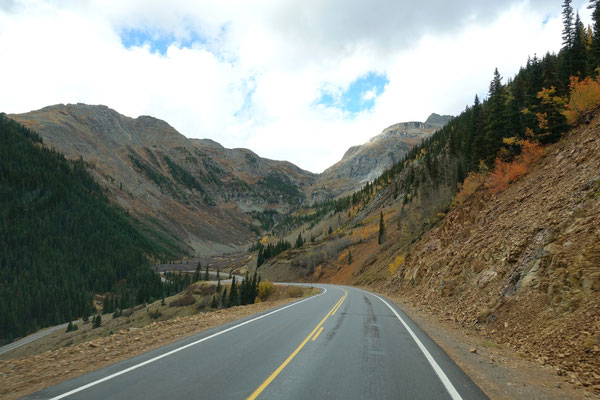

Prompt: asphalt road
xmin=24 ymin=285 xmax=488 ymax=400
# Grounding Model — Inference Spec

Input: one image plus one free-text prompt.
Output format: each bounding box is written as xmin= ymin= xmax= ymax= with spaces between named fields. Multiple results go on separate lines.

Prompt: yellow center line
xmin=246 ymin=289 xmax=348 ymax=400
xmin=331 ymin=295 xmax=345 ymax=315
xmin=311 ymin=326 xmax=324 ymax=341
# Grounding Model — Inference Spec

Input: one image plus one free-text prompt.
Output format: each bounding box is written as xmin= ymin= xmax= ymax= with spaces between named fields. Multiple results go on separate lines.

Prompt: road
xmin=0 ymin=320 xmax=80 ymax=357
xmin=24 ymin=285 xmax=488 ymax=400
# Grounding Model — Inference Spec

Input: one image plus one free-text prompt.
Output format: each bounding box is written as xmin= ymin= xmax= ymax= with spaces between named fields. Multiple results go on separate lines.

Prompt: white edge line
xmin=48 ymin=287 xmax=327 ymax=400
xmin=369 ymin=292 xmax=463 ymax=400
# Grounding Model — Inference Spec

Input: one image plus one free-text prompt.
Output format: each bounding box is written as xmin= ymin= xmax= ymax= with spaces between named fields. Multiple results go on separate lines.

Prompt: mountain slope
xmin=0 ymin=115 xmax=166 ymax=342
xmin=10 ymin=104 xmax=317 ymax=255
xmin=308 ymin=113 xmax=451 ymax=202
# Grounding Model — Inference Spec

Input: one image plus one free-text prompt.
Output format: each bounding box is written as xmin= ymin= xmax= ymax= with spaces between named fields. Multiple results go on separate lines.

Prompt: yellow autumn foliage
xmin=389 ymin=254 xmax=405 ymax=275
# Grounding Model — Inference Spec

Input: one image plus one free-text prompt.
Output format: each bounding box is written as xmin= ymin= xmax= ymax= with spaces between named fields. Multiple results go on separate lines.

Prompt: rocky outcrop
xmin=10 ymin=104 xmax=317 ymax=255
xmin=308 ymin=113 xmax=451 ymax=202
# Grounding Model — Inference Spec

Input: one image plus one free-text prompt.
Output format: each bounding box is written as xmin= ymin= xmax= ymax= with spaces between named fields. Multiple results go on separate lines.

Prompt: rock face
xmin=10 ymin=104 xmax=317 ymax=255
xmin=308 ymin=113 xmax=451 ymax=202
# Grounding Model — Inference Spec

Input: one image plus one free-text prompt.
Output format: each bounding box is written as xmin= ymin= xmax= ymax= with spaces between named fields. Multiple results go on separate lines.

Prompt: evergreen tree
xmin=589 ymin=0 xmax=600 ymax=74
xmin=193 ymin=262 xmax=201 ymax=281
xmin=204 ymin=265 xmax=209 ymax=281
xmin=92 ymin=315 xmax=102 ymax=328
xmin=216 ymin=278 xmax=222 ymax=293
xmin=571 ymin=13 xmax=588 ymax=77
xmin=221 ymin=288 xmax=228 ymax=307
xmin=347 ymin=250 xmax=353 ymax=264
xmin=210 ymin=295 xmax=218 ymax=308
xmin=378 ymin=211 xmax=385 ymax=245
xmin=66 ymin=321 xmax=73 ymax=333
xmin=485 ymin=68 xmax=508 ymax=165
xmin=228 ymin=277 xmax=239 ymax=308
xmin=257 ymin=248 xmax=264 ymax=268
xmin=295 ymin=232 xmax=304 ymax=248
xmin=559 ymin=0 xmax=576 ymax=87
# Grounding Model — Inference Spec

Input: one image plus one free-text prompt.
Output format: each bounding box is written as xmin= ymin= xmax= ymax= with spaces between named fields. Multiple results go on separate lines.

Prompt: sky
xmin=0 ymin=0 xmax=593 ymax=173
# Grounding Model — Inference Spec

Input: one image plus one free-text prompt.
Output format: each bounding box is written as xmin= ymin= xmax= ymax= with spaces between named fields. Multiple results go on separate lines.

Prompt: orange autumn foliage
xmin=454 ymin=162 xmax=488 ymax=205
xmin=564 ymin=76 xmax=600 ymax=126
xmin=485 ymin=140 xmax=544 ymax=194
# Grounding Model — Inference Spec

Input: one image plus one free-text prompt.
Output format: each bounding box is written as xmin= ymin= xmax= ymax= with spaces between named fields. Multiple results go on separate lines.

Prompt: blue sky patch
xmin=318 ymin=72 xmax=389 ymax=113
xmin=120 ymin=28 xmax=206 ymax=55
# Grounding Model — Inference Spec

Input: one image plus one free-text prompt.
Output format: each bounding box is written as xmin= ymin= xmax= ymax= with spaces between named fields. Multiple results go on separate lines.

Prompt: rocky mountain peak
xmin=308 ymin=113 xmax=451 ymax=202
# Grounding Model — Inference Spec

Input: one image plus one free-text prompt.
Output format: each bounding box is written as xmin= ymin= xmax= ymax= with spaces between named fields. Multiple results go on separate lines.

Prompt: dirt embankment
xmin=380 ymin=115 xmax=600 ymax=393
xmin=0 ymin=286 xmax=316 ymax=400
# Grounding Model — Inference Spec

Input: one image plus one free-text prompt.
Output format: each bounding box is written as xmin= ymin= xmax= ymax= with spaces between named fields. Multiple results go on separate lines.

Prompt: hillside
xmin=0 ymin=115 xmax=168 ymax=343
xmin=259 ymin=110 xmax=600 ymax=392
xmin=10 ymin=104 xmax=317 ymax=255
xmin=308 ymin=113 xmax=451 ymax=202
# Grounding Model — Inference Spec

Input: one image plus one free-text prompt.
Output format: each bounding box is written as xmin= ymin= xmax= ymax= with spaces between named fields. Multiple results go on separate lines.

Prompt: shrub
xmin=150 ymin=309 xmax=162 ymax=319
xmin=257 ymin=280 xmax=275 ymax=301
xmin=389 ymin=254 xmax=405 ymax=275
xmin=485 ymin=140 xmax=544 ymax=194
xmin=169 ymin=294 xmax=196 ymax=307
xmin=564 ymin=76 xmax=600 ymax=126
xmin=287 ymin=286 xmax=303 ymax=298
xmin=453 ymin=162 xmax=488 ymax=205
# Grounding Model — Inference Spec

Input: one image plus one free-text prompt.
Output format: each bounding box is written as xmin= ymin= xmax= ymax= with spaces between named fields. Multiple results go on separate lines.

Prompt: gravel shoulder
xmin=388 ymin=295 xmax=600 ymax=400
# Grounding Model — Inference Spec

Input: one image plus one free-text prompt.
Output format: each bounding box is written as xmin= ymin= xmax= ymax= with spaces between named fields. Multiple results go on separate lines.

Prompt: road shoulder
xmin=386 ymin=295 xmax=598 ymax=400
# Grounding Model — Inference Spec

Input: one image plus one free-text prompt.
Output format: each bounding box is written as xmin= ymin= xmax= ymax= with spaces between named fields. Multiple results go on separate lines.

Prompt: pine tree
xmin=559 ymin=0 xmax=575 ymax=87
xmin=295 ymin=233 xmax=304 ymax=248
xmin=221 ymin=288 xmax=227 ymax=307
xmin=66 ymin=321 xmax=73 ymax=333
xmin=347 ymin=250 xmax=353 ymax=264
xmin=193 ymin=262 xmax=201 ymax=281
xmin=257 ymin=248 xmax=264 ymax=268
xmin=562 ymin=0 xmax=575 ymax=49
xmin=228 ymin=276 xmax=239 ymax=308
xmin=204 ymin=265 xmax=209 ymax=281
xmin=571 ymin=13 xmax=588 ymax=77
xmin=589 ymin=0 xmax=600 ymax=74
xmin=216 ymin=278 xmax=222 ymax=293
xmin=378 ymin=211 xmax=385 ymax=245
xmin=210 ymin=295 xmax=217 ymax=308
xmin=485 ymin=68 xmax=508 ymax=165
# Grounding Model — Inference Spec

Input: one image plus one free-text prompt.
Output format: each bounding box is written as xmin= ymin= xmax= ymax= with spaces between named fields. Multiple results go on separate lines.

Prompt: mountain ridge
xmin=9 ymin=103 xmax=445 ymax=253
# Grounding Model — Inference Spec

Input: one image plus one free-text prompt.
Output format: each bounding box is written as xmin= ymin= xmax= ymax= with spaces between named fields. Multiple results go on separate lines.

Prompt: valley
xmin=2 ymin=1 xmax=600 ymax=398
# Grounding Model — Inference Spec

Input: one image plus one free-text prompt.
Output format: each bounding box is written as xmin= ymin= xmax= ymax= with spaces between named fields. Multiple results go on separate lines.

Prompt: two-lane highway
xmin=25 ymin=285 xmax=488 ymax=399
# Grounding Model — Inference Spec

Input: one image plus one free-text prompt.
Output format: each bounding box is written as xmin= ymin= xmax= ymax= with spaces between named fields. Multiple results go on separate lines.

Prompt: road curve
xmin=24 ymin=285 xmax=488 ymax=400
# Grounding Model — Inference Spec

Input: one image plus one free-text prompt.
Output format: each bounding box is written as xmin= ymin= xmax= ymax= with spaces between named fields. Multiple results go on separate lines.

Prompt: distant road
xmin=25 ymin=285 xmax=487 ymax=399
xmin=0 ymin=320 xmax=79 ymax=357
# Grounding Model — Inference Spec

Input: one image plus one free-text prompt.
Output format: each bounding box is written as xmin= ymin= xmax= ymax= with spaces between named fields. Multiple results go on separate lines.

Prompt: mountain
xmin=308 ymin=113 xmax=451 ymax=202
xmin=10 ymin=104 xmax=317 ymax=255
xmin=0 ymin=115 xmax=166 ymax=342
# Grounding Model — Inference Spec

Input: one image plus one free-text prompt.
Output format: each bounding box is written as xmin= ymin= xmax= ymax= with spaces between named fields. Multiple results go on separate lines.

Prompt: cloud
xmin=0 ymin=0 xmax=584 ymax=172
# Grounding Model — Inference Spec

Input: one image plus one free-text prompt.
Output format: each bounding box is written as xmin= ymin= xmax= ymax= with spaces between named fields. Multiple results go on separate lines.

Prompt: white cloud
xmin=0 ymin=0 xmax=588 ymax=172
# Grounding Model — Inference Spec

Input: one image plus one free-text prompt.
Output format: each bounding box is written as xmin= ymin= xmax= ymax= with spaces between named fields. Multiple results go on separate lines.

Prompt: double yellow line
xmin=246 ymin=289 xmax=348 ymax=400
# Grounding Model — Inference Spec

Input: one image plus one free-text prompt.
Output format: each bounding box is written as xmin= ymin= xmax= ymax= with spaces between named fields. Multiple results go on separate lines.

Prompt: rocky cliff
xmin=308 ymin=113 xmax=451 ymax=202
xmin=10 ymin=104 xmax=317 ymax=255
